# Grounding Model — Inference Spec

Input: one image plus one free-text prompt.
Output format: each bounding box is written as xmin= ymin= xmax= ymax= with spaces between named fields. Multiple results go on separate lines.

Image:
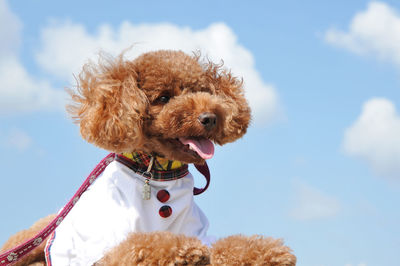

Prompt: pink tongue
xmin=179 ymin=138 xmax=215 ymax=160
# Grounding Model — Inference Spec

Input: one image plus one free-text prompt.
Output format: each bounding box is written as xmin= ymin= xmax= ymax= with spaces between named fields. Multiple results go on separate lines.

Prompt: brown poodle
xmin=1 ymin=50 xmax=296 ymax=265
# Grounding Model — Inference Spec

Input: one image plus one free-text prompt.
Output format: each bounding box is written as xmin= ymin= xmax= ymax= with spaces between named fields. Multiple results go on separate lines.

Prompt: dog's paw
xmin=210 ymin=235 xmax=296 ymax=266
xmin=96 ymin=231 xmax=210 ymax=266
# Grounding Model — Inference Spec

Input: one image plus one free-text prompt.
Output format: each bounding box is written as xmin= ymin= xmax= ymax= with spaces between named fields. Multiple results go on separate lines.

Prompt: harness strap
xmin=0 ymin=153 xmax=211 ymax=265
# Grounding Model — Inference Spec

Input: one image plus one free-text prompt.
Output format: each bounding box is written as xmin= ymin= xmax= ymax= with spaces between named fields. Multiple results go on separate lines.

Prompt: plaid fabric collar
xmin=115 ymin=152 xmax=189 ymax=181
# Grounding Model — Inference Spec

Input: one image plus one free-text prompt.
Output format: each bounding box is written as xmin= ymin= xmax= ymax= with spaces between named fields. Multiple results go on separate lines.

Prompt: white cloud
xmin=1 ymin=1 xmax=280 ymax=121
xmin=0 ymin=0 xmax=65 ymax=114
xmin=0 ymin=0 xmax=21 ymax=57
xmin=35 ymin=21 xmax=280 ymax=124
xmin=343 ymin=98 xmax=400 ymax=180
xmin=290 ymin=182 xmax=341 ymax=221
xmin=325 ymin=2 xmax=400 ymax=67
xmin=3 ymin=128 xmax=32 ymax=151
xmin=0 ymin=56 xmax=65 ymax=114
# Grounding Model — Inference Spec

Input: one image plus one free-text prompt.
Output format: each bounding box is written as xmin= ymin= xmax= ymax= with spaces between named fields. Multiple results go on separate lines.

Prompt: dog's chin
xmin=144 ymin=138 xmax=212 ymax=165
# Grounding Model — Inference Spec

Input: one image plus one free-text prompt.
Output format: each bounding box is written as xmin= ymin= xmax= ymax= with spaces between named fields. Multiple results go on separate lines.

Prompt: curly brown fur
xmin=96 ymin=231 xmax=210 ymax=266
xmin=1 ymin=215 xmax=55 ymax=266
xmin=211 ymin=235 xmax=296 ymax=266
xmin=68 ymin=50 xmax=251 ymax=164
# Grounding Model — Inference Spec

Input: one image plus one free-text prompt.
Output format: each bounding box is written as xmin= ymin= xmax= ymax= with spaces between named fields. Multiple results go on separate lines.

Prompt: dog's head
xmin=68 ymin=50 xmax=251 ymax=164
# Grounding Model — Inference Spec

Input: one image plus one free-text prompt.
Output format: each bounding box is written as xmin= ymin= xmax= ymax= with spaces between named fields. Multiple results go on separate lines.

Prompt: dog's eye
xmin=157 ymin=95 xmax=170 ymax=104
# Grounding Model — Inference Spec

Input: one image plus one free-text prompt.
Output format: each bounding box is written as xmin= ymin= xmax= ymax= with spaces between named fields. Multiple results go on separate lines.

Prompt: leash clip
xmin=142 ymin=156 xmax=154 ymax=200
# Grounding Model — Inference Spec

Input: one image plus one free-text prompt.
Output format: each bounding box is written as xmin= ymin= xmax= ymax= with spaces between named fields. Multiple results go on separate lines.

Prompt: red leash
xmin=0 ymin=153 xmax=210 ymax=265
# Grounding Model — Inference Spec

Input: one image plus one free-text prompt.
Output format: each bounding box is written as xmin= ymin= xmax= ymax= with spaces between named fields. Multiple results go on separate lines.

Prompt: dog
xmin=1 ymin=50 xmax=296 ymax=265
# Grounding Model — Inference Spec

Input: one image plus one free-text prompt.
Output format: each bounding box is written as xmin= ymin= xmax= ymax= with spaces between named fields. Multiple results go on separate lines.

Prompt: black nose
xmin=198 ymin=112 xmax=217 ymax=131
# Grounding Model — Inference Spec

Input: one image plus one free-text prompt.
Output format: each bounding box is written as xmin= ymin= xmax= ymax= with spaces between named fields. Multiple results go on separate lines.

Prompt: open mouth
xmin=178 ymin=137 xmax=215 ymax=160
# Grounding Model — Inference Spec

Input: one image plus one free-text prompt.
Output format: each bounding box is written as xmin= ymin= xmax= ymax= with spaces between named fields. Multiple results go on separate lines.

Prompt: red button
xmin=157 ymin=189 xmax=170 ymax=203
xmin=159 ymin=205 xmax=172 ymax=218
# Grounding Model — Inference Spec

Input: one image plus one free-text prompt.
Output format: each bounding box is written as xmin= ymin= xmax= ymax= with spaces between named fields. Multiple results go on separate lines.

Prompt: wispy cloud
xmin=345 ymin=263 xmax=367 ymax=266
xmin=325 ymin=2 xmax=400 ymax=67
xmin=0 ymin=0 xmax=21 ymax=57
xmin=290 ymin=182 xmax=341 ymax=221
xmin=2 ymin=128 xmax=32 ymax=151
xmin=343 ymin=98 xmax=400 ymax=180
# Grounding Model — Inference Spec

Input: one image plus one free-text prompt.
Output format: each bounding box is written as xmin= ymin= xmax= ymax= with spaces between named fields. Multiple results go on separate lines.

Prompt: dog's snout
xmin=198 ymin=112 xmax=217 ymax=131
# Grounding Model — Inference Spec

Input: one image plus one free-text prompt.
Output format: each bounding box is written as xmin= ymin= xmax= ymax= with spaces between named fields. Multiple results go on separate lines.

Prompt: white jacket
xmin=45 ymin=160 xmax=212 ymax=266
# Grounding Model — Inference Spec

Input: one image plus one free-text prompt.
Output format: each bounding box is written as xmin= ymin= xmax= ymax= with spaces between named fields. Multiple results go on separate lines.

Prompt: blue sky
xmin=1 ymin=0 xmax=400 ymax=265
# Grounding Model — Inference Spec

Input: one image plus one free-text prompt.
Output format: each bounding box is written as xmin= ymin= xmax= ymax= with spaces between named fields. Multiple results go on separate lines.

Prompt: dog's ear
xmin=67 ymin=54 xmax=148 ymax=152
xmin=204 ymin=61 xmax=252 ymax=144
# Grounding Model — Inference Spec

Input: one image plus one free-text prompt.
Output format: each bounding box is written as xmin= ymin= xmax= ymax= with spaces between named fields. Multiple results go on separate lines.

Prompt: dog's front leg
xmin=95 ymin=231 xmax=210 ymax=266
xmin=210 ymin=235 xmax=296 ymax=266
